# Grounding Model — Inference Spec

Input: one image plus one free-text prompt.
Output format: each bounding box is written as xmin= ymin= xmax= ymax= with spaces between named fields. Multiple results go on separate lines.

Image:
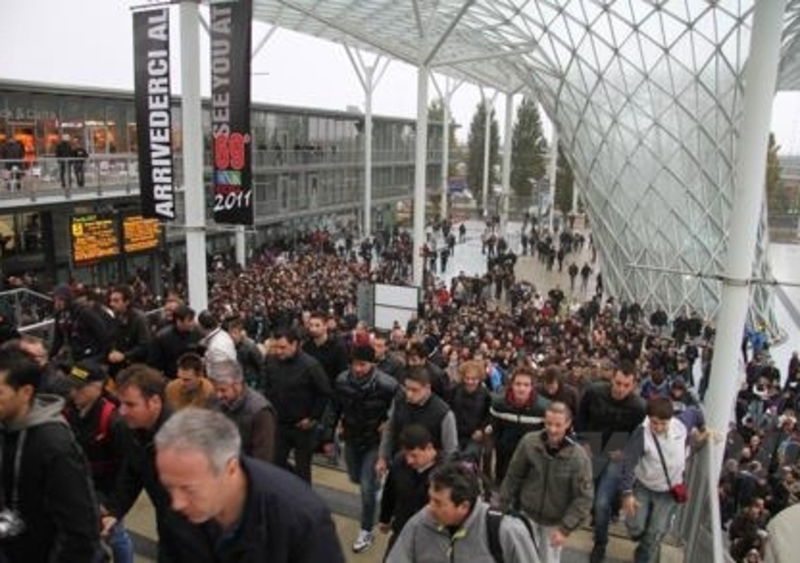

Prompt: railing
xmin=0 ymin=287 xmax=54 ymax=328
xmin=0 ymin=150 xmax=441 ymax=202
xmin=0 ymin=155 xmax=142 ymax=199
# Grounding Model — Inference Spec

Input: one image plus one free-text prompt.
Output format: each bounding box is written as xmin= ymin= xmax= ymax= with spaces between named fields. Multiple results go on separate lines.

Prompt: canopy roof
xmin=251 ymin=0 xmax=794 ymax=326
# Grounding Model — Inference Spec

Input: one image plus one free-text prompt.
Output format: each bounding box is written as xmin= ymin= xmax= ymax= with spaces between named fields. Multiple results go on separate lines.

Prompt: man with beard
xmin=208 ymin=358 xmax=276 ymax=463
xmin=148 ymin=305 xmax=201 ymax=380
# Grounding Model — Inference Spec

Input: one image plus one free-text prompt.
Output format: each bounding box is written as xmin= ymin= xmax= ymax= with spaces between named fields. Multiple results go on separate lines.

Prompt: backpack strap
xmin=95 ymin=399 xmax=116 ymax=443
xmin=486 ymin=509 xmax=505 ymax=563
xmin=485 ymin=508 xmax=538 ymax=563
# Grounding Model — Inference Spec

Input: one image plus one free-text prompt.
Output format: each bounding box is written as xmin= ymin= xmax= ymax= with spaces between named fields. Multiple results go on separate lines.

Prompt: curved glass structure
xmin=253 ymin=0 xmax=800 ymax=328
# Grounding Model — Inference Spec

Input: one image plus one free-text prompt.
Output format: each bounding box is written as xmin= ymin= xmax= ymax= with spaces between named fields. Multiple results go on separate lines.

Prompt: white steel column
xmin=364 ymin=68 xmax=374 ymax=238
xmin=704 ymin=1 xmax=785 ymax=561
xmin=440 ymin=92 xmax=450 ymax=221
xmin=571 ymin=181 xmax=579 ymax=214
xmin=547 ymin=127 xmax=558 ymax=232
xmin=235 ymin=226 xmax=246 ymax=266
xmin=345 ymin=47 xmax=389 ymax=240
xmin=180 ymin=0 xmax=207 ymax=311
xmin=412 ymin=65 xmax=429 ymax=287
xmin=500 ymin=92 xmax=514 ymax=237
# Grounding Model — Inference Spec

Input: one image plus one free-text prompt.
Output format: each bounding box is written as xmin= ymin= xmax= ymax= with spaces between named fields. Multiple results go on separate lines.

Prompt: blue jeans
xmin=625 ymin=483 xmax=677 ymax=563
xmin=592 ymin=459 xmax=622 ymax=549
xmin=98 ymin=519 xmax=133 ymax=563
xmin=344 ymin=444 xmax=380 ymax=531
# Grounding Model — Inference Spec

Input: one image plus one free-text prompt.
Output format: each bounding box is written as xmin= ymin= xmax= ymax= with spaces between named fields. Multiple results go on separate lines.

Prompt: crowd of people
xmin=0 ymin=218 xmax=796 ymax=562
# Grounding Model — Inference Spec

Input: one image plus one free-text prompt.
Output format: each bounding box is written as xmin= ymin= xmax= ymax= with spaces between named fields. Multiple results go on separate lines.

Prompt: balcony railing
xmin=0 ymin=155 xmax=143 ymax=200
xmin=0 ymin=150 xmax=439 ymax=204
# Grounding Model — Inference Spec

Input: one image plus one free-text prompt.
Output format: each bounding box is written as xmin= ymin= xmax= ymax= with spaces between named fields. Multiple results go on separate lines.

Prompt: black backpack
xmin=485 ymin=509 xmax=537 ymax=563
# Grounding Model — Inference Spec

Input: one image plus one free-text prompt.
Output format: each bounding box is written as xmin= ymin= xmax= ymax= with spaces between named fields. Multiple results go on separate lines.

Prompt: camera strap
xmin=651 ymin=430 xmax=673 ymax=489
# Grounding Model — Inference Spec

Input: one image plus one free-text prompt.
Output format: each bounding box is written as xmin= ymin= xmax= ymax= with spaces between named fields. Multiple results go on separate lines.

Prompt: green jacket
xmin=499 ymin=430 xmax=594 ymax=534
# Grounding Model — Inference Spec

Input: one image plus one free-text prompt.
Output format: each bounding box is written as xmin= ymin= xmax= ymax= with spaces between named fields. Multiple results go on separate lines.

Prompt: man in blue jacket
xmin=154 ymin=407 xmax=344 ymax=563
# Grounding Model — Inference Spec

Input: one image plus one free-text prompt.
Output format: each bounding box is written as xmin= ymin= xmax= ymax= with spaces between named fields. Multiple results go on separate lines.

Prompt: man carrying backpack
xmin=387 ymin=461 xmax=539 ymax=563
xmin=500 ymin=402 xmax=594 ymax=563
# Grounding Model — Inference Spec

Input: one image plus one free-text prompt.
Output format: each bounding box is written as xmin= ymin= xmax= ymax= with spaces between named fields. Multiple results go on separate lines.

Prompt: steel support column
xmin=500 ymin=92 xmax=514 ymax=237
xmin=180 ymin=0 xmax=207 ymax=311
xmin=412 ymin=65 xmax=429 ymax=287
xmin=701 ymin=1 xmax=786 ymax=562
xmin=440 ymin=91 xmax=450 ymax=221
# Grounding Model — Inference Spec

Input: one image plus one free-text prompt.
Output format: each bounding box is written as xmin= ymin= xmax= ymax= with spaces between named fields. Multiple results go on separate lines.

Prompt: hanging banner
xmin=133 ymin=8 xmax=175 ymax=221
xmin=210 ymin=0 xmax=254 ymax=225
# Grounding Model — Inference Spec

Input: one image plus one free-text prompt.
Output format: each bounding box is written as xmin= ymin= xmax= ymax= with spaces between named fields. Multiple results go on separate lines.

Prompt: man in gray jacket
xmin=500 ymin=402 xmax=594 ymax=563
xmin=387 ymin=462 xmax=539 ymax=563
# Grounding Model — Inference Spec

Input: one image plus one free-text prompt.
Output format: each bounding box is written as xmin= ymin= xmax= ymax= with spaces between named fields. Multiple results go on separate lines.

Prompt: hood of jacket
xmin=4 ymin=393 xmax=67 ymax=433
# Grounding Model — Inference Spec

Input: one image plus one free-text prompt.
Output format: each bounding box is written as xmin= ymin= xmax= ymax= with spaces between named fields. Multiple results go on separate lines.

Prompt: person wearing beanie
xmin=324 ymin=344 xmax=398 ymax=554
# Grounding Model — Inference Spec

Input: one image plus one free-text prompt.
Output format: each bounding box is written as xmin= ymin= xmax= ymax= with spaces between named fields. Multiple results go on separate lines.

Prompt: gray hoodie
xmin=4 ymin=393 xmax=68 ymax=432
xmin=386 ymin=499 xmax=540 ymax=563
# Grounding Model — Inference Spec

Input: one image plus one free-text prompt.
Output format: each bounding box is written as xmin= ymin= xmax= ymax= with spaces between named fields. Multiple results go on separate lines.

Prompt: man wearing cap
xmin=324 ymin=344 xmax=398 ymax=553
xmin=63 ymin=361 xmax=134 ymax=563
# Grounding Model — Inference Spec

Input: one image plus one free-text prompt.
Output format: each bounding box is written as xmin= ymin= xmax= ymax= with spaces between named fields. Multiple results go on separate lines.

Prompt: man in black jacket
xmin=0 ymin=348 xmax=100 ymax=562
xmin=264 ymin=326 xmax=331 ymax=483
xmin=325 ymin=345 xmax=398 ymax=553
xmin=378 ymin=424 xmax=440 ymax=556
xmin=102 ymin=364 xmax=205 ymax=562
xmin=576 ymin=359 xmax=646 ymax=563
xmin=148 ymin=305 xmax=201 ymax=379
xmin=50 ymin=284 xmax=111 ymax=363
xmin=446 ymin=359 xmax=491 ymax=462
xmin=154 ymin=407 xmax=345 ymax=563
xmin=304 ymin=311 xmax=349 ymax=386
xmin=107 ymin=284 xmax=151 ymax=379
xmin=63 ymin=360 xmax=133 ymax=563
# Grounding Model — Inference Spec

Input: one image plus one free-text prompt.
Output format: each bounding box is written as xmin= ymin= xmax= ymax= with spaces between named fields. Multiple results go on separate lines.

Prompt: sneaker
xmin=352 ymin=529 xmax=374 ymax=553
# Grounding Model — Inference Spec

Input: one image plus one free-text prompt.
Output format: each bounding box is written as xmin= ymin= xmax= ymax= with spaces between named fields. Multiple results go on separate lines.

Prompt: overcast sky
xmin=2 ymin=0 xmax=800 ymax=152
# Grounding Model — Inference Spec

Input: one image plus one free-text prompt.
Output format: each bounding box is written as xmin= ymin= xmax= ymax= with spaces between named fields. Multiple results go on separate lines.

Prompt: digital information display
xmin=123 ymin=215 xmax=161 ymax=253
xmin=70 ymin=214 xmax=121 ymax=265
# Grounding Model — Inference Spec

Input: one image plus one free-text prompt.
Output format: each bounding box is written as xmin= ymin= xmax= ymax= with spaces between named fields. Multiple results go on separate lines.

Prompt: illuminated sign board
xmin=70 ymin=214 xmax=120 ymax=265
xmin=123 ymin=215 xmax=161 ymax=254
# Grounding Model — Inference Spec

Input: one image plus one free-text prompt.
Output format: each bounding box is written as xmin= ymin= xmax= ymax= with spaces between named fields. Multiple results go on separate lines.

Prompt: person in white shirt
xmin=197 ymin=311 xmax=237 ymax=364
xmin=620 ymin=397 xmax=708 ymax=563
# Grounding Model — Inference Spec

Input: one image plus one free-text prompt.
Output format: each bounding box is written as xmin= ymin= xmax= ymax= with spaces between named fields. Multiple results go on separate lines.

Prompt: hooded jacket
xmin=0 ymin=394 xmax=100 ymax=562
xmin=386 ymin=498 xmax=539 ymax=563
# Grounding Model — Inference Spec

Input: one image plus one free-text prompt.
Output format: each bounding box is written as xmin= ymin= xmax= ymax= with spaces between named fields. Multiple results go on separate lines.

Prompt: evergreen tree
xmin=428 ymin=98 xmax=459 ymax=177
xmin=466 ymin=100 xmax=500 ymax=213
xmin=510 ymin=97 xmax=548 ymax=198
xmin=555 ymin=143 xmax=575 ymax=217
xmin=765 ymin=132 xmax=786 ymax=214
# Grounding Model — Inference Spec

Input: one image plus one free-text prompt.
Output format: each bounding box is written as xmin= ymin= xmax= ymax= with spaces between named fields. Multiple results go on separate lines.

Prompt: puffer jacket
xmin=499 ymin=430 xmax=594 ymax=533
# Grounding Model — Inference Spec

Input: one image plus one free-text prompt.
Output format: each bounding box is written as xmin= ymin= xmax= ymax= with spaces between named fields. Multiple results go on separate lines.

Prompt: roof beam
xmin=411 ymin=0 xmax=425 ymax=39
xmin=431 ymin=42 xmax=535 ymax=67
xmin=423 ymin=0 xmax=476 ymax=66
xmin=275 ymin=0 xmax=416 ymax=65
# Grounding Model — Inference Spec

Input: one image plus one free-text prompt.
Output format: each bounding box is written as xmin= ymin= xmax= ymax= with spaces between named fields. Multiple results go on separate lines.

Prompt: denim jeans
xmin=97 ymin=519 xmax=133 ymax=563
xmin=625 ymin=483 xmax=677 ymax=563
xmin=344 ymin=444 xmax=381 ymax=531
xmin=592 ymin=459 xmax=622 ymax=549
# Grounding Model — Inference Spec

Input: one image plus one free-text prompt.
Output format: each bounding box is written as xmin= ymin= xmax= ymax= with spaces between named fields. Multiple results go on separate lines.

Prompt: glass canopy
xmin=253 ymin=0 xmax=800 ymax=329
